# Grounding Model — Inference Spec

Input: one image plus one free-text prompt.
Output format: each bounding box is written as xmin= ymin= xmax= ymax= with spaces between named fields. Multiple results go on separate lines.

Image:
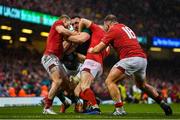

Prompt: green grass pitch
xmin=0 ymin=104 xmax=179 ymax=119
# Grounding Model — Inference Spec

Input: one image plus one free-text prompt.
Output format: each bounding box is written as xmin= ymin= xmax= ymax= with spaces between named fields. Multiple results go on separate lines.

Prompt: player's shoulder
xmin=53 ymin=20 xmax=63 ymax=26
xmin=109 ymin=24 xmax=119 ymax=32
xmin=90 ymin=23 xmax=105 ymax=33
xmin=111 ymin=23 xmax=127 ymax=32
xmin=114 ymin=23 xmax=126 ymax=28
xmin=89 ymin=22 xmax=97 ymax=28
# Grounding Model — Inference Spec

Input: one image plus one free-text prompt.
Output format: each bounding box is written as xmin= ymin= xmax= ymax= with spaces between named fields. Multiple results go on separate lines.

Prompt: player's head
xmin=104 ymin=14 xmax=118 ymax=31
xmin=71 ymin=16 xmax=81 ymax=31
xmin=59 ymin=14 xmax=71 ymax=28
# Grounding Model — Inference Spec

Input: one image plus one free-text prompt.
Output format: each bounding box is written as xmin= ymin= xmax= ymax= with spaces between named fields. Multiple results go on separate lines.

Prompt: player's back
xmin=89 ymin=23 xmax=105 ymax=47
xmin=44 ymin=20 xmax=64 ymax=58
xmin=86 ymin=23 xmax=105 ymax=64
xmin=110 ymin=23 xmax=146 ymax=59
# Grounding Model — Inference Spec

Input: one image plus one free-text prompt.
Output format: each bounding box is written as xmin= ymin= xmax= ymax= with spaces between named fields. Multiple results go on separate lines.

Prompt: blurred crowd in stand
xmin=0 ymin=47 xmax=179 ymax=103
xmin=0 ymin=47 xmax=50 ymax=97
xmin=1 ymin=0 xmax=179 ymax=37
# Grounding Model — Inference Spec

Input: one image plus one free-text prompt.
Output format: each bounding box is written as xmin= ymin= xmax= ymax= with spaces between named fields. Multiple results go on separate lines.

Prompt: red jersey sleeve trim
xmin=101 ymin=39 xmax=109 ymax=46
xmin=53 ymin=20 xmax=63 ymax=28
xmin=89 ymin=22 xmax=94 ymax=29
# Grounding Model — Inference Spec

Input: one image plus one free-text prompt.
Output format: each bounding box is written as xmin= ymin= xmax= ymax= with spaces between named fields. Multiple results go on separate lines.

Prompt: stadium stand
xmin=1 ymin=0 xmax=179 ymax=37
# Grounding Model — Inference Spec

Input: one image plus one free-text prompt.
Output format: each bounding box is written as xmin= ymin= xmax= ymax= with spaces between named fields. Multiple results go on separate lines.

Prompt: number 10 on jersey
xmin=122 ymin=26 xmax=136 ymax=39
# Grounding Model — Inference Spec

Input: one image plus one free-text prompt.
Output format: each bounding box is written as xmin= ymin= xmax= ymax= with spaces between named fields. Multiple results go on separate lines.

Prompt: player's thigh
xmin=80 ymin=71 xmax=94 ymax=91
xmin=80 ymin=59 xmax=103 ymax=78
xmin=41 ymin=54 xmax=63 ymax=82
xmin=134 ymin=58 xmax=147 ymax=87
xmin=105 ymin=67 xmax=126 ymax=85
xmin=74 ymin=82 xmax=82 ymax=96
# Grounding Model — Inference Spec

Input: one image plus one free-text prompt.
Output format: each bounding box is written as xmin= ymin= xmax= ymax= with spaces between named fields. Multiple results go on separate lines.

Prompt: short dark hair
xmin=104 ymin=14 xmax=117 ymax=22
xmin=71 ymin=15 xmax=81 ymax=19
xmin=59 ymin=14 xmax=70 ymax=20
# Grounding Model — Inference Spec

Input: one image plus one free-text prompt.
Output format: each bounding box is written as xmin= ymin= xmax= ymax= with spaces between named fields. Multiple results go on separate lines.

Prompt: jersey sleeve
xmin=53 ymin=20 xmax=63 ymax=29
xmin=89 ymin=23 xmax=98 ymax=31
xmin=101 ymin=28 xmax=116 ymax=45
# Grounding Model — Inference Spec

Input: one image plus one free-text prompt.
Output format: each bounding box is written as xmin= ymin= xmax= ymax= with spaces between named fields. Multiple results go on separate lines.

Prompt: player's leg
xmin=56 ymin=90 xmax=71 ymax=113
xmin=57 ymin=84 xmax=83 ymax=113
xmin=134 ymin=58 xmax=172 ymax=116
xmin=67 ymin=94 xmax=83 ymax=113
xmin=74 ymin=80 xmax=99 ymax=112
xmin=49 ymin=69 xmax=63 ymax=98
xmin=74 ymin=59 xmax=102 ymax=114
xmin=41 ymin=71 xmax=62 ymax=111
xmin=74 ymin=82 xmax=89 ymax=112
xmin=69 ymin=73 xmax=84 ymax=112
xmin=135 ymin=74 xmax=172 ymax=115
xmin=106 ymin=57 xmax=144 ymax=115
xmin=105 ymin=67 xmax=127 ymax=115
xmin=43 ymin=68 xmax=63 ymax=114
xmin=79 ymin=60 xmax=101 ymax=113
xmin=41 ymin=55 xmax=65 ymax=114
xmin=74 ymin=81 xmax=82 ymax=97
xmin=80 ymin=71 xmax=97 ymax=106
xmin=71 ymin=70 xmax=82 ymax=97
xmin=135 ymin=76 xmax=160 ymax=102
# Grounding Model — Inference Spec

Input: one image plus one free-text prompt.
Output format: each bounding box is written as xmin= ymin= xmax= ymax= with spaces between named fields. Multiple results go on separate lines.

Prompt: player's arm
xmin=63 ymin=41 xmax=78 ymax=54
xmin=63 ymin=40 xmax=71 ymax=51
xmin=55 ymin=25 xmax=76 ymax=36
xmin=74 ymin=52 xmax=86 ymax=63
xmin=89 ymin=28 xmax=115 ymax=53
xmin=65 ymin=44 xmax=77 ymax=55
xmin=67 ymin=32 xmax=90 ymax=43
xmin=88 ymin=42 xmax=107 ymax=53
xmin=78 ymin=18 xmax=92 ymax=32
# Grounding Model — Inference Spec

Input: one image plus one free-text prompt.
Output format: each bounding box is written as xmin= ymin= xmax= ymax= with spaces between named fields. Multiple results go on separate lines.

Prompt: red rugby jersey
xmin=44 ymin=20 xmax=64 ymax=58
xmin=86 ymin=23 xmax=105 ymax=64
xmin=102 ymin=23 xmax=146 ymax=59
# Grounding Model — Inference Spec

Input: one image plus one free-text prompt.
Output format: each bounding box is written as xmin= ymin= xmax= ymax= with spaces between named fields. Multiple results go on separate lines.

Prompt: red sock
xmin=115 ymin=102 xmax=123 ymax=108
xmin=45 ymin=97 xmax=53 ymax=109
xmin=79 ymin=91 xmax=88 ymax=101
xmin=84 ymin=88 xmax=97 ymax=106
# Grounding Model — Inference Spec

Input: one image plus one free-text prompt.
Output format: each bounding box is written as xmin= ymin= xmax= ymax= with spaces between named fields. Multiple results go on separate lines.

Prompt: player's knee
xmin=81 ymin=86 xmax=87 ymax=92
xmin=105 ymin=78 xmax=112 ymax=87
xmin=136 ymin=81 xmax=145 ymax=90
xmin=135 ymin=75 xmax=145 ymax=89
xmin=105 ymin=79 xmax=109 ymax=86
xmin=80 ymin=79 xmax=91 ymax=91
xmin=74 ymin=83 xmax=81 ymax=97
xmin=51 ymin=72 xmax=62 ymax=81
xmin=74 ymin=89 xmax=80 ymax=97
xmin=54 ymin=79 xmax=62 ymax=86
xmin=80 ymin=84 xmax=89 ymax=92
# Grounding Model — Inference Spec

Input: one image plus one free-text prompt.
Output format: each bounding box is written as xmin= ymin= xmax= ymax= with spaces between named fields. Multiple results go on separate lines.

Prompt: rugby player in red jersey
xmin=67 ymin=18 xmax=110 ymax=114
xmin=89 ymin=14 xmax=172 ymax=116
xmin=41 ymin=15 xmax=76 ymax=114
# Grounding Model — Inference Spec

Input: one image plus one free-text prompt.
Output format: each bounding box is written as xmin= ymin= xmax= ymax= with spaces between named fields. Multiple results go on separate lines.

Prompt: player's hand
xmin=88 ymin=47 xmax=94 ymax=53
xmin=72 ymin=31 xmax=79 ymax=35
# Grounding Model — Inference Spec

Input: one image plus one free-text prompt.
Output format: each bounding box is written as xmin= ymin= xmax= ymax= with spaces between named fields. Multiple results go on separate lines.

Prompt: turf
xmin=0 ymin=104 xmax=179 ymax=119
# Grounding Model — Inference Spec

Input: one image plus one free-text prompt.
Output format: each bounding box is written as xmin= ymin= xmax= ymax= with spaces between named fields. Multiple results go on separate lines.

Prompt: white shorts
xmin=114 ymin=57 xmax=147 ymax=80
xmin=77 ymin=59 xmax=103 ymax=78
xmin=41 ymin=54 xmax=65 ymax=75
